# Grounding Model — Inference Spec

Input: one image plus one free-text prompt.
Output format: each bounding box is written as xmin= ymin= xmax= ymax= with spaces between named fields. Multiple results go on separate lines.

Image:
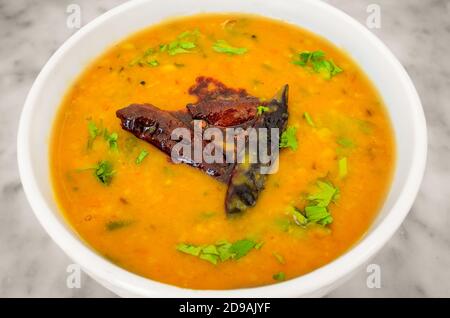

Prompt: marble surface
xmin=0 ymin=0 xmax=449 ymax=297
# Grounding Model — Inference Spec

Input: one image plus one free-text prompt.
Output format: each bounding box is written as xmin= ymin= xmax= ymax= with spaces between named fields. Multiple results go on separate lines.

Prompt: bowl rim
xmin=17 ymin=0 xmax=427 ymax=297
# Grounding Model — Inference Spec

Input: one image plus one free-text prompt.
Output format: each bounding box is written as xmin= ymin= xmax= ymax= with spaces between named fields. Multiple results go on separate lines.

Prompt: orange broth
xmin=50 ymin=14 xmax=395 ymax=289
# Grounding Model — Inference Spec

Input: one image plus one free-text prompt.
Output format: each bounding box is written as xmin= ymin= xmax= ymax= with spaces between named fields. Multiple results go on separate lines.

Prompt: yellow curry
xmin=50 ymin=14 xmax=395 ymax=289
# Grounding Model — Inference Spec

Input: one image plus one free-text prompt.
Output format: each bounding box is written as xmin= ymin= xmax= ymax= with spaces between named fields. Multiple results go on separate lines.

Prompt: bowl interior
xmin=18 ymin=0 xmax=426 ymax=297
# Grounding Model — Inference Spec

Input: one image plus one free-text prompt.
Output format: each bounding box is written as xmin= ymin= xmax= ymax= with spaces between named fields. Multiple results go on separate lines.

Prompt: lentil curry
xmin=50 ymin=14 xmax=395 ymax=289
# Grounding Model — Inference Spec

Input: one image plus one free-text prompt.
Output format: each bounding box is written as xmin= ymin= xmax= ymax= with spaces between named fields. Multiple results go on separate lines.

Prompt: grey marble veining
xmin=0 ymin=0 xmax=449 ymax=297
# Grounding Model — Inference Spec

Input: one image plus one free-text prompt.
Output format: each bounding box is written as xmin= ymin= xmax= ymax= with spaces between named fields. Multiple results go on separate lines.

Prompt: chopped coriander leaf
xmin=329 ymin=60 xmax=342 ymax=76
xmin=131 ymin=30 xmax=200 ymax=64
xmin=273 ymin=272 xmax=286 ymax=281
xmin=287 ymin=203 xmax=333 ymax=227
xmin=337 ymin=137 xmax=355 ymax=148
xmin=307 ymin=180 xmax=339 ymax=207
xmin=161 ymin=30 xmax=200 ymax=56
xmin=305 ymin=205 xmax=333 ymax=225
xmin=213 ymin=40 xmax=248 ymax=55
xmin=286 ymin=180 xmax=339 ymax=228
xmin=313 ymin=59 xmax=342 ymax=80
xmin=87 ymin=120 xmax=101 ymax=149
xmin=229 ymin=239 xmax=257 ymax=259
xmin=135 ymin=149 xmax=149 ymax=164
xmin=293 ymin=50 xmax=325 ymax=66
xmin=94 ymin=160 xmax=114 ymax=185
xmin=129 ymin=57 xmax=142 ymax=67
xmin=167 ymin=41 xmax=196 ymax=55
xmin=319 ymin=215 xmax=333 ymax=226
xmin=303 ymin=112 xmax=315 ymax=127
xmin=288 ymin=206 xmax=308 ymax=226
xmin=293 ymin=211 xmax=308 ymax=226
xmin=88 ymin=121 xmax=99 ymax=138
xmin=104 ymin=130 xmax=119 ymax=151
xmin=176 ymin=243 xmax=202 ymax=256
xmin=106 ymin=220 xmax=132 ymax=231
xmin=293 ymin=50 xmax=343 ymax=79
xmin=216 ymin=241 xmax=234 ymax=261
xmin=202 ymin=244 xmax=219 ymax=255
xmin=143 ymin=48 xmax=154 ymax=56
xmin=177 ymin=29 xmax=201 ymax=40
xmin=254 ymin=241 xmax=264 ymax=249
xmin=146 ymin=59 xmax=159 ymax=67
xmin=200 ymin=244 xmax=220 ymax=265
xmin=257 ymin=105 xmax=269 ymax=115
xmin=199 ymin=253 xmax=219 ymax=265
xmin=279 ymin=126 xmax=298 ymax=151
xmin=338 ymin=157 xmax=348 ymax=179
xmin=273 ymin=252 xmax=286 ymax=264
xmin=129 ymin=48 xmax=159 ymax=67
xmin=176 ymin=238 xmax=260 ymax=265
xmin=216 ymin=242 xmax=233 ymax=261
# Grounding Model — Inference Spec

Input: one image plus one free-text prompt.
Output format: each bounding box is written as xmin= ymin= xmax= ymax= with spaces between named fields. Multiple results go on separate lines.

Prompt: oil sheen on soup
xmin=50 ymin=14 xmax=395 ymax=289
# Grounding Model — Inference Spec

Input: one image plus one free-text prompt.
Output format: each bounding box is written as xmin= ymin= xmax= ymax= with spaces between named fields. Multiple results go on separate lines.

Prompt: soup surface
xmin=51 ymin=14 xmax=395 ymax=289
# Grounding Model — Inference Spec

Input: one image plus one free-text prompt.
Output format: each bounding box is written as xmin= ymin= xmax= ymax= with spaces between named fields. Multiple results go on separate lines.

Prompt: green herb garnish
xmin=176 ymin=243 xmax=202 ymax=256
xmin=337 ymin=137 xmax=355 ymax=148
xmin=293 ymin=50 xmax=325 ymax=66
xmin=216 ymin=241 xmax=234 ymax=262
xmin=199 ymin=245 xmax=220 ymax=265
xmin=229 ymin=239 xmax=257 ymax=259
xmin=135 ymin=149 xmax=149 ymax=164
xmin=146 ymin=59 xmax=159 ymax=67
xmin=288 ymin=206 xmax=308 ymax=226
xmin=279 ymin=126 xmax=298 ymax=151
xmin=303 ymin=112 xmax=315 ymax=127
xmin=287 ymin=180 xmax=339 ymax=228
xmin=129 ymin=48 xmax=159 ymax=67
xmin=106 ymin=220 xmax=132 ymax=231
xmin=293 ymin=50 xmax=343 ymax=79
xmin=338 ymin=157 xmax=348 ymax=179
xmin=199 ymin=253 xmax=219 ymax=265
xmin=213 ymin=40 xmax=247 ymax=55
xmin=273 ymin=272 xmax=286 ymax=281
xmin=130 ymin=30 xmax=200 ymax=65
xmin=162 ymin=41 xmax=196 ymax=55
xmin=87 ymin=120 xmax=101 ymax=149
xmin=257 ymin=105 xmax=269 ymax=115
xmin=104 ymin=130 xmax=119 ymax=151
xmin=254 ymin=241 xmax=264 ymax=249
xmin=176 ymin=238 xmax=261 ymax=265
xmin=273 ymin=252 xmax=286 ymax=265
xmin=94 ymin=161 xmax=114 ymax=185
xmin=307 ymin=180 xmax=339 ymax=207
xmin=305 ymin=205 xmax=333 ymax=225
xmin=160 ymin=29 xmax=200 ymax=56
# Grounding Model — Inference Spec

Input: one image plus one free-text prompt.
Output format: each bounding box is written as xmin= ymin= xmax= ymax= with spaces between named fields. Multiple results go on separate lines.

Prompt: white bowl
xmin=17 ymin=0 xmax=427 ymax=297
